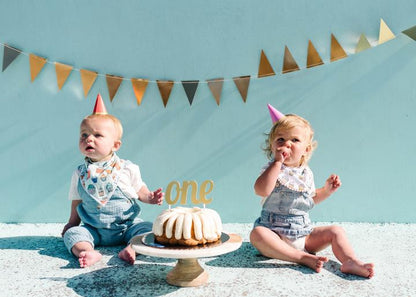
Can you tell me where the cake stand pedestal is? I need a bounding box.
[131,233,242,287]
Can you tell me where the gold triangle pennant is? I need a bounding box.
[282,46,300,74]
[156,80,174,107]
[379,18,395,44]
[258,50,275,78]
[131,78,149,105]
[355,33,372,53]
[80,69,98,97]
[181,80,199,105]
[54,62,73,90]
[330,34,348,62]
[306,40,324,68]
[402,25,416,41]
[29,54,47,82]
[233,75,250,103]
[207,78,224,105]
[106,74,123,102]
[2,44,21,72]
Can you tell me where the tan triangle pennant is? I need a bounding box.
[2,44,21,72]
[233,75,250,102]
[80,69,98,97]
[131,78,149,105]
[282,46,300,74]
[106,74,123,102]
[402,25,416,41]
[330,34,348,62]
[355,33,372,53]
[156,80,174,107]
[29,54,47,82]
[379,18,395,44]
[258,50,275,78]
[54,62,73,90]
[207,78,224,105]
[306,40,324,68]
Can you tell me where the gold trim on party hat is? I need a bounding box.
[92,93,108,115]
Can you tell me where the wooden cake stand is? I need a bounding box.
[131,232,242,287]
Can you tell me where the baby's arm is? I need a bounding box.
[138,186,164,205]
[254,160,283,197]
[313,174,342,204]
[61,200,82,237]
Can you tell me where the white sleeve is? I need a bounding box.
[118,161,146,198]
[128,162,146,193]
[68,171,82,200]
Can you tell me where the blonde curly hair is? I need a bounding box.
[264,114,317,166]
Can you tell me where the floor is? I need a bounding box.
[0,222,415,297]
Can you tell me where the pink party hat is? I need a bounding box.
[267,104,285,123]
[92,93,108,115]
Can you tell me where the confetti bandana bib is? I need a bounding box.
[277,164,315,194]
[78,154,124,206]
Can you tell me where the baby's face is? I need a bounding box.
[272,126,311,167]
[79,117,120,162]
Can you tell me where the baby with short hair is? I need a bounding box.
[62,94,164,267]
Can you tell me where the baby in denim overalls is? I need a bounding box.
[62,95,164,268]
[250,106,374,278]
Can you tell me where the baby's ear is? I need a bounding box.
[113,140,122,152]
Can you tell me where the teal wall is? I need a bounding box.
[1,0,416,223]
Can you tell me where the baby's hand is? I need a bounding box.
[324,174,342,195]
[274,148,289,163]
[61,222,77,237]
[147,188,164,205]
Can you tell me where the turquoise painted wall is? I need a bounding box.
[1,0,416,223]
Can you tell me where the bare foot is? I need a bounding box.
[340,259,375,278]
[300,254,328,272]
[118,245,136,265]
[78,250,102,268]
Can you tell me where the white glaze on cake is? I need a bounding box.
[152,207,222,245]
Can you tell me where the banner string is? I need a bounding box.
[0,19,403,88]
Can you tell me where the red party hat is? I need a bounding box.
[267,104,285,123]
[92,93,108,115]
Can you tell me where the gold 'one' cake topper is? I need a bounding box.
[165,180,214,208]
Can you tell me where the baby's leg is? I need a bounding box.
[118,244,136,265]
[306,226,374,278]
[250,226,328,272]
[71,241,102,268]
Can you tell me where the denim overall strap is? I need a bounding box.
[76,179,141,230]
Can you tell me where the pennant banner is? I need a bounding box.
[330,34,348,62]
[207,78,224,105]
[55,62,73,90]
[233,75,250,102]
[306,40,324,68]
[182,80,199,105]
[0,19,403,108]
[258,50,275,78]
[379,18,395,44]
[157,80,174,107]
[282,46,300,74]
[29,54,47,82]
[80,69,98,97]
[402,25,416,41]
[2,44,21,72]
[355,34,372,53]
[131,78,149,105]
[106,74,123,102]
